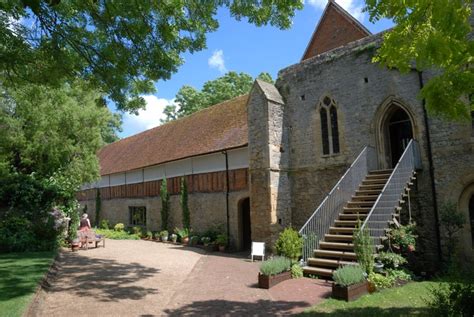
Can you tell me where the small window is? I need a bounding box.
[319,96,341,155]
[129,206,146,226]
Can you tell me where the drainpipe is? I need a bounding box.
[417,70,443,264]
[223,151,230,246]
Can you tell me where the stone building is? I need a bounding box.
[78,1,474,273]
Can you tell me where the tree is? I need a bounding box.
[180,177,190,230]
[1,1,302,112]
[160,179,169,232]
[162,71,274,122]
[365,0,473,119]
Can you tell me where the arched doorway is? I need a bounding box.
[458,184,474,261]
[239,197,251,251]
[379,105,414,168]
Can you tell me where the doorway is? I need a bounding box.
[239,197,251,251]
[387,108,413,167]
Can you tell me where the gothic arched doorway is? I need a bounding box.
[239,197,251,251]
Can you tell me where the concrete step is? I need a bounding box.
[324,234,354,242]
[343,207,371,213]
[346,201,376,207]
[308,257,355,268]
[303,266,333,278]
[362,179,388,185]
[369,169,394,175]
[351,195,378,202]
[355,189,382,196]
[314,249,357,260]
[329,226,355,234]
[366,173,391,180]
[338,213,367,220]
[334,220,359,227]
[359,184,385,190]
[319,241,354,251]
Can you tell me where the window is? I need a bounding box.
[319,96,340,155]
[129,206,146,226]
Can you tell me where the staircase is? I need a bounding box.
[299,140,421,279]
[303,169,393,278]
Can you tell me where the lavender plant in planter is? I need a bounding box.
[258,256,292,289]
[332,265,368,301]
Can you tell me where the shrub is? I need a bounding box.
[146,230,153,239]
[202,224,224,242]
[426,280,474,317]
[377,252,407,269]
[215,234,228,246]
[174,227,190,239]
[95,189,101,227]
[368,272,395,289]
[114,223,125,232]
[160,179,169,231]
[95,228,140,240]
[132,226,142,236]
[159,230,169,238]
[291,263,303,279]
[387,223,417,252]
[180,177,190,230]
[100,219,110,230]
[275,228,303,262]
[0,216,36,252]
[439,202,465,266]
[386,269,412,282]
[354,223,374,274]
[260,256,291,276]
[332,265,365,287]
[201,236,211,245]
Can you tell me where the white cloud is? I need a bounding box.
[122,95,175,135]
[208,49,227,73]
[307,0,365,21]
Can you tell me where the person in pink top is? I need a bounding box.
[79,213,91,231]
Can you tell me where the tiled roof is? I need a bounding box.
[98,95,249,175]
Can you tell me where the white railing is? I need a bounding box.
[361,139,421,245]
[299,146,377,263]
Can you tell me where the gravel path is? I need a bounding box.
[29,240,330,316]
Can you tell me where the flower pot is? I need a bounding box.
[161,236,168,242]
[182,237,189,244]
[258,271,291,289]
[218,245,225,252]
[332,280,368,301]
[367,281,377,294]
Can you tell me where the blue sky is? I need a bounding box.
[119,0,394,138]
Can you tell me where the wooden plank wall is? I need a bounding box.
[77,168,248,201]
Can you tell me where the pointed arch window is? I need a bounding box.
[319,96,340,155]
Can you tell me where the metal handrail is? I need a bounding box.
[299,146,377,263]
[361,139,421,245]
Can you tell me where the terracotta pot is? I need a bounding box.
[182,237,190,244]
[332,280,368,301]
[258,271,291,289]
[367,281,377,293]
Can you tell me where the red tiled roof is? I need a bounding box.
[98,95,249,175]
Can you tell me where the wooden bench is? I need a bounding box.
[77,230,105,250]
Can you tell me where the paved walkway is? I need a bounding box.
[29,240,331,316]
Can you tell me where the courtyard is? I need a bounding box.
[26,240,331,316]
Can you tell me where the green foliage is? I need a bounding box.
[387,223,417,252]
[160,179,169,232]
[332,265,366,287]
[426,280,474,316]
[114,223,125,232]
[100,219,110,230]
[170,234,178,242]
[95,228,139,240]
[159,230,169,238]
[291,263,304,279]
[174,227,190,239]
[146,231,153,239]
[439,201,466,264]
[95,189,101,227]
[365,0,473,120]
[180,177,190,230]
[201,236,211,246]
[215,234,228,246]
[354,224,374,274]
[377,252,407,269]
[1,1,302,112]
[368,272,395,290]
[162,71,275,122]
[274,227,304,262]
[259,256,291,276]
[202,224,224,242]
[386,269,412,282]
[132,226,142,236]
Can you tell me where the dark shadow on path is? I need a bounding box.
[163,299,309,316]
[46,251,160,302]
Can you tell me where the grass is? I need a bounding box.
[0,251,56,317]
[94,228,140,240]
[301,281,438,316]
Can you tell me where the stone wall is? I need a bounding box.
[79,190,249,250]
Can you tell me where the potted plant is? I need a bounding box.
[332,265,368,301]
[201,236,211,246]
[258,256,292,289]
[159,230,169,242]
[216,234,228,252]
[175,227,190,244]
[189,235,199,246]
[170,233,178,243]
